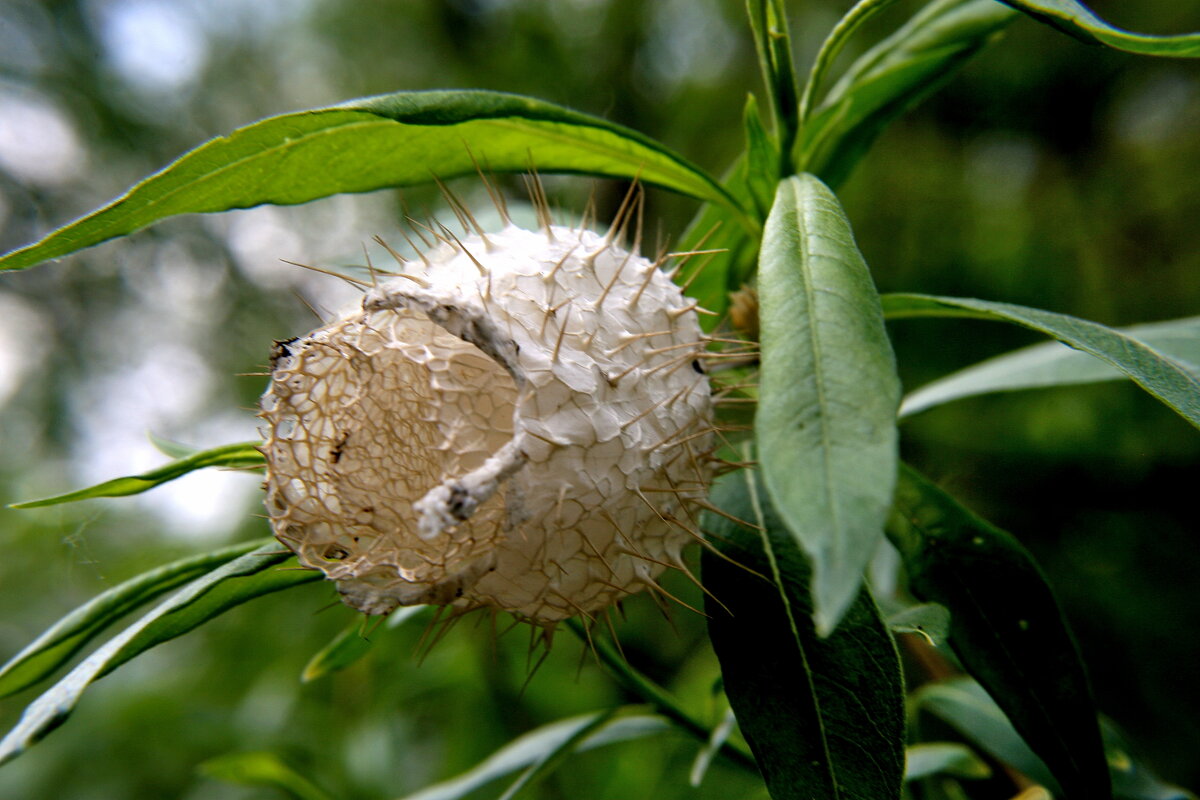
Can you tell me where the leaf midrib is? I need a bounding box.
[791,183,843,583]
[784,183,843,796]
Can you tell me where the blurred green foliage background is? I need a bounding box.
[0,0,1197,797]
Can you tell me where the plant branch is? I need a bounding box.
[564,618,758,773]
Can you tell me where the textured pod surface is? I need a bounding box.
[260,223,713,623]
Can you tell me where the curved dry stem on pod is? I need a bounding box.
[363,282,532,541]
[412,438,528,540]
[364,281,525,383]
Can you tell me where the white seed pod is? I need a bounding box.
[259,221,713,624]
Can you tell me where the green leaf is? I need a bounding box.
[916,688,1198,800]
[0,542,321,766]
[399,709,670,800]
[0,541,262,698]
[670,95,775,324]
[199,751,335,800]
[745,0,801,166]
[147,432,200,459]
[887,602,951,648]
[899,315,1200,418]
[797,0,904,124]
[1103,719,1199,800]
[675,93,790,323]
[0,90,747,273]
[9,442,265,508]
[903,742,992,782]
[562,620,757,772]
[883,294,1200,431]
[674,159,761,323]
[688,709,737,788]
[300,619,375,684]
[702,467,905,800]
[756,174,900,634]
[889,466,1110,800]
[495,708,618,800]
[301,605,425,682]
[798,0,1017,187]
[914,677,1057,789]
[997,1,1200,56]
[742,95,781,217]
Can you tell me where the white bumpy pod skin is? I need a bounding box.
[259,222,713,624]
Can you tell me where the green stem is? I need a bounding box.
[564,618,758,773]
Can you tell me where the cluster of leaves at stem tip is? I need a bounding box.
[2,1,1199,799]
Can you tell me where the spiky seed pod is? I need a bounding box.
[259,221,713,624]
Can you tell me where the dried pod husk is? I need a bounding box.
[260,223,713,624]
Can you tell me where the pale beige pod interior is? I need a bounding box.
[259,223,713,624]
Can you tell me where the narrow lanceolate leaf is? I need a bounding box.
[9,442,265,508]
[797,0,904,125]
[746,0,801,163]
[674,98,779,322]
[0,543,321,766]
[702,468,905,800]
[914,678,1057,790]
[883,294,1200,430]
[562,619,756,772]
[743,95,781,217]
[671,95,775,321]
[918,705,1200,800]
[886,602,951,648]
[689,709,738,788]
[0,90,746,273]
[997,1,1200,56]
[675,160,761,324]
[903,742,992,782]
[495,708,618,800]
[400,710,670,800]
[0,541,262,698]
[889,466,1111,800]
[301,619,376,684]
[147,432,200,459]
[1102,719,1199,800]
[900,316,1200,418]
[756,174,900,634]
[199,751,335,800]
[301,606,424,682]
[798,0,1017,187]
